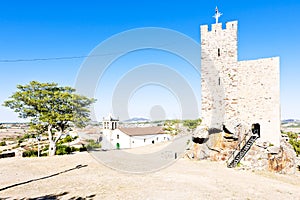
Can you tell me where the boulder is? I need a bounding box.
[186,125,298,174]
[255,140,270,149]
[192,125,209,139]
[267,146,280,154]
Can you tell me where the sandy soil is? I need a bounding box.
[0,152,300,200]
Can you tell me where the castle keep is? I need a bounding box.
[201,18,281,146]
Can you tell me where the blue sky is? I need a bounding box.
[0,0,299,122]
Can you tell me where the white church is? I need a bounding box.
[101,115,171,150]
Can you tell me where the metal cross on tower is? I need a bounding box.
[213,7,222,24]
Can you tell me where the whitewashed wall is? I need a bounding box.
[101,129,171,149]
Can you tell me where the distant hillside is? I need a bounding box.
[122,117,150,123]
[282,119,300,124]
[281,119,300,129]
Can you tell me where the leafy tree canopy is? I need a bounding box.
[183,118,202,130]
[4,81,95,131]
[3,81,96,155]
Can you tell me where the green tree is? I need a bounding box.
[286,132,300,156]
[183,118,202,130]
[28,122,48,136]
[3,81,96,156]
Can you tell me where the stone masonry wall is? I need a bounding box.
[238,57,280,146]
[201,21,238,129]
[201,21,280,146]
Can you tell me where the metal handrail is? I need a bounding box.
[227,129,251,167]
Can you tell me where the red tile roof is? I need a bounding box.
[118,126,164,136]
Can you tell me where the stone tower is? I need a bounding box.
[201,14,281,146]
[201,21,239,130]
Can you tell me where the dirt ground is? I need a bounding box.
[0,152,300,200]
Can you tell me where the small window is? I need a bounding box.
[157,137,158,141]
[144,138,146,143]
[218,77,221,85]
[117,134,119,139]
[218,48,220,57]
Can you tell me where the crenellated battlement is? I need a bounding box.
[226,21,238,30]
[200,21,238,34]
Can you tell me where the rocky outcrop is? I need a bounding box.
[186,129,297,174]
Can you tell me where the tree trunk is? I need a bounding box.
[49,140,56,156]
[48,125,63,156]
[48,124,56,156]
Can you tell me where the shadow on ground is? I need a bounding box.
[0,165,88,192]
[0,192,96,200]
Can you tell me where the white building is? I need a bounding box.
[101,116,171,150]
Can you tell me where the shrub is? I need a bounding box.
[163,126,174,132]
[0,141,6,146]
[42,145,49,152]
[41,152,48,157]
[17,138,24,145]
[286,132,300,156]
[70,146,79,152]
[237,162,242,167]
[86,139,101,150]
[55,144,79,155]
[22,149,38,157]
[164,119,180,126]
[57,140,63,145]
[57,135,75,145]
[22,133,35,139]
[79,146,87,152]
[56,145,72,155]
[183,119,202,130]
[63,135,73,143]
